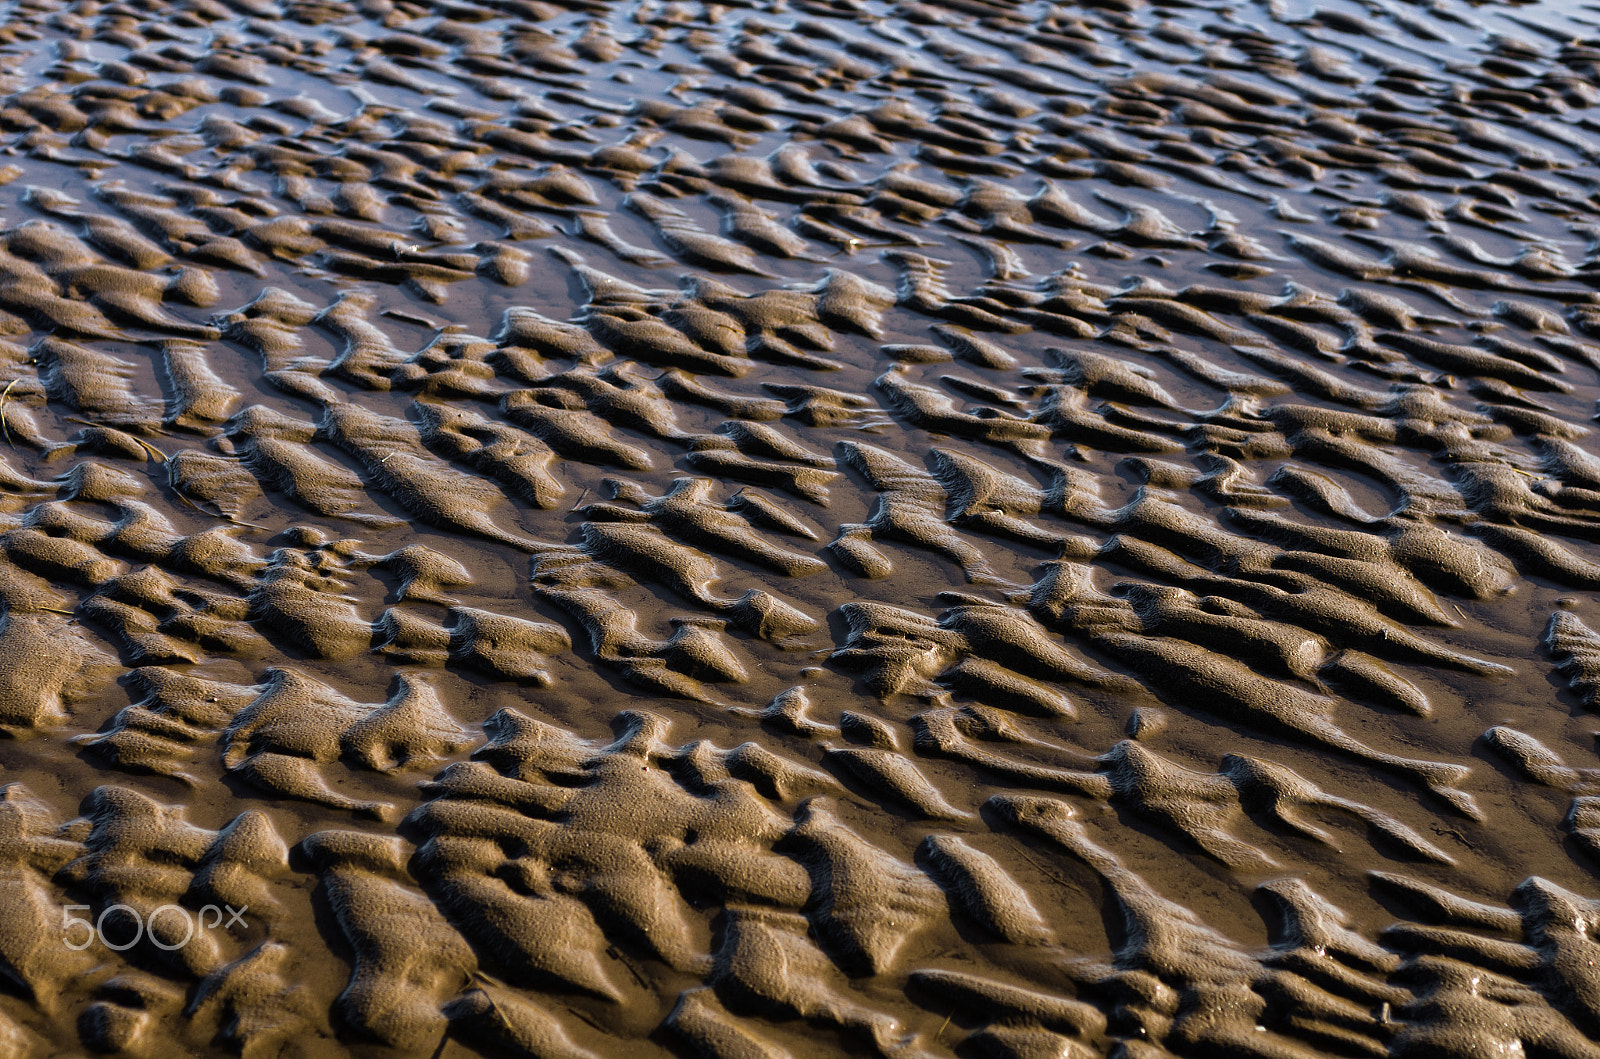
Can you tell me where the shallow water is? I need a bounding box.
[0,0,1598,1054]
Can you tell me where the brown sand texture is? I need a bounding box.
[0,0,1596,1053]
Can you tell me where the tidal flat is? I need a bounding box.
[0,0,1595,1054]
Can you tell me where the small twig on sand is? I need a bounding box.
[62,416,169,462]
[0,378,16,448]
[170,480,269,531]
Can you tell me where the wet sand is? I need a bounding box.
[0,0,1597,1053]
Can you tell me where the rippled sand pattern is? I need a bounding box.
[3,0,1600,1053]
